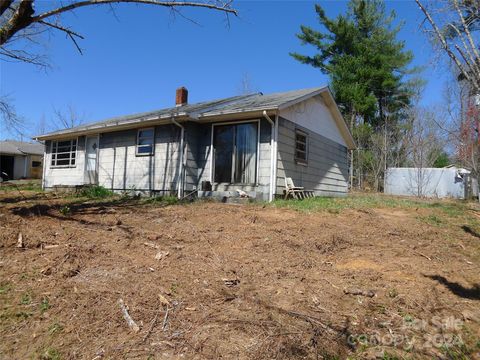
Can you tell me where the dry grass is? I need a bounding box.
[0,190,479,359]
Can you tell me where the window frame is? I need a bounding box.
[136,127,155,156]
[50,138,78,168]
[210,120,260,185]
[294,129,308,165]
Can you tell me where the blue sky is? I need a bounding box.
[1,0,448,139]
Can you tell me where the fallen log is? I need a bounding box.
[343,288,375,298]
[118,298,140,332]
[16,233,23,248]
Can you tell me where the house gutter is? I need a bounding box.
[171,119,185,199]
[263,111,276,202]
[41,145,47,190]
[273,113,279,200]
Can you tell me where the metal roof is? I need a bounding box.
[0,140,44,155]
[35,87,329,140]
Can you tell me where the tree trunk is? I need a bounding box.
[0,0,34,46]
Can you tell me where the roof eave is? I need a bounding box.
[195,107,278,121]
[34,113,190,141]
[277,86,329,111]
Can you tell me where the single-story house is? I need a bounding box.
[0,140,44,181]
[35,87,355,201]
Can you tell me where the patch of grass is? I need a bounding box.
[272,194,426,212]
[0,282,11,294]
[77,185,114,199]
[48,322,64,335]
[418,214,444,226]
[440,341,472,360]
[320,353,340,360]
[388,288,398,298]
[0,182,42,192]
[0,310,33,320]
[170,283,178,295]
[40,297,50,313]
[20,293,32,305]
[40,347,61,360]
[59,205,71,216]
[143,195,179,206]
[271,194,474,219]
[20,272,28,280]
[382,353,401,360]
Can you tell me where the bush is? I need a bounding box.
[77,185,113,199]
[143,195,179,206]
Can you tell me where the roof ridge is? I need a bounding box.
[34,87,330,140]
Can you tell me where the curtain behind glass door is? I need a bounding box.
[234,123,257,184]
[213,125,234,183]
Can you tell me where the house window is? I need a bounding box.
[295,129,308,164]
[51,139,77,167]
[32,161,42,168]
[213,122,258,184]
[136,128,154,155]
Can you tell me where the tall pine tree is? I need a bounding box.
[291,0,421,189]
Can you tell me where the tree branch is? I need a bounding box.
[37,20,85,40]
[453,0,480,63]
[0,47,47,66]
[32,0,237,22]
[447,22,480,78]
[37,19,85,54]
[415,0,479,91]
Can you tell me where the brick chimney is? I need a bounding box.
[175,87,188,107]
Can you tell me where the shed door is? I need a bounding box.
[85,136,98,184]
[0,155,14,181]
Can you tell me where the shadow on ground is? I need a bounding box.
[425,275,480,300]
[8,198,142,229]
[461,225,480,239]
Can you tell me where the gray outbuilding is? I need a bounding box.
[0,140,44,181]
[384,167,478,199]
[35,87,355,201]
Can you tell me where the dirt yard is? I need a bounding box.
[0,189,479,359]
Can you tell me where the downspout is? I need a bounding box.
[23,155,28,178]
[273,113,279,200]
[263,111,275,202]
[172,119,185,199]
[41,144,47,190]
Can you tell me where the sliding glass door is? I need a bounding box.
[213,122,258,184]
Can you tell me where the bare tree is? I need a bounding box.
[440,79,480,180]
[0,0,237,136]
[403,105,448,196]
[0,1,237,66]
[0,94,23,136]
[237,71,254,95]
[416,0,480,93]
[52,104,85,129]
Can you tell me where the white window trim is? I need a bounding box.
[295,129,308,166]
[210,119,260,185]
[50,138,78,168]
[136,127,155,156]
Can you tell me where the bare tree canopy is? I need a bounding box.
[53,104,85,129]
[0,94,23,134]
[0,0,237,66]
[415,0,480,93]
[0,0,236,136]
